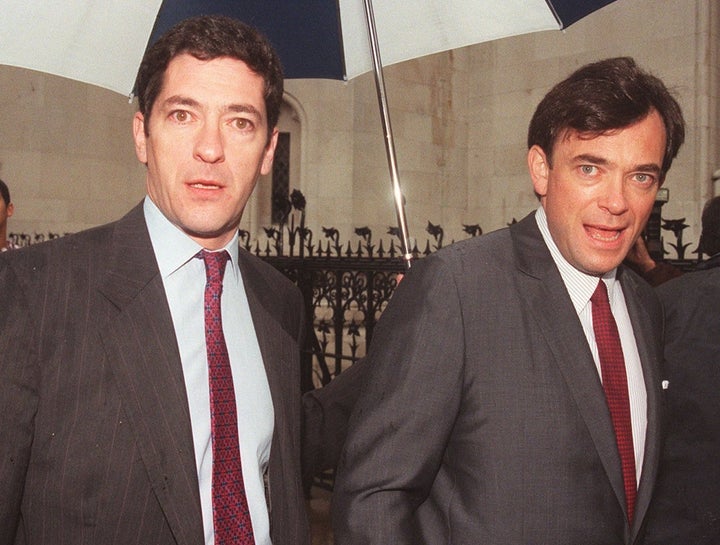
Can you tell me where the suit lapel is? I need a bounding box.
[620,270,663,538]
[237,251,294,456]
[98,204,204,545]
[237,251,304,542]
[510,215,628,518]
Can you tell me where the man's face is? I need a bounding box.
[133,53,278,250]
[528,110,666,276]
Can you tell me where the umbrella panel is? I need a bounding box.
[550,0,619,27]
[150,0,346,80]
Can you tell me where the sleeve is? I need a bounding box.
[641,262,684,287]
[0,257,39,541]
[331,254,465,544]
[301,355,370,479]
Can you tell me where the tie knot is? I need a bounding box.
[591,279,609,305]
[198,249,230,284]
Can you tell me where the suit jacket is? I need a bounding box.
[0,204,310,545]
[641,268,720,544]
[694,252,720,271]
[332,212,664,545]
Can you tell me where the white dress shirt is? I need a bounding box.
[144,197,274,545]
[535,206,647,485]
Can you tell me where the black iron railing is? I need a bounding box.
[8,191,706,390]
[266,254,403,392]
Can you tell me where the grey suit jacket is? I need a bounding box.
[642,268,720,544]
[332,212,664,545]
[0,204,310,545]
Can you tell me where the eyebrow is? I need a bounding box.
[161,95,200,110]
[161,95,263,119]
[574,153,662,174]
[226,103,263,119]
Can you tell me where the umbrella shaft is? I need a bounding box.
[363,0,413,270]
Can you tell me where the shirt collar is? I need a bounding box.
[534,205,617,313]
[143,196,239,281]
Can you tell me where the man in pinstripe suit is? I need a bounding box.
[0,16,309,545]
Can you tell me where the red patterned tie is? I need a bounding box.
[199,250,254,544]
[591,280,637,523]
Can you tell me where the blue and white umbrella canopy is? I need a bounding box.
[1,0,618,95]
[0,0,618,266]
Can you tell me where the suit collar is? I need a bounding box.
[237,251,304,540]
[98,203,160,309]
[237,250,296,435]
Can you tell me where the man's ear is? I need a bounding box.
[6,202,13,218]
[528,145,550,198]
[133,112,148,165]
[260,128,279,176]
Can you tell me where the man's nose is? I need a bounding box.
[194,121,225,163]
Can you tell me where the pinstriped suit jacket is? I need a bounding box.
[332,213,664,545]
[0,204,310,545]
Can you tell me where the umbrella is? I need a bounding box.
[0,0,618,267]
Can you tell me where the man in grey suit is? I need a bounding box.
[0,16,309,545]
[332,57,685,545]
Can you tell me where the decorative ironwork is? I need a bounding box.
[662,218,693,260]
[271,131,291,224]
[265,254,402,392]
[7,190,704,392]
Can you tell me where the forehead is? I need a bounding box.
[554,112,666,163]
[155,54,267,113]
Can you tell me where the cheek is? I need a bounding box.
[631,195,657,222]
[148,140,183,172]
[545,189,579,222]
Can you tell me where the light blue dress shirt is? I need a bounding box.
[144,197,274,545]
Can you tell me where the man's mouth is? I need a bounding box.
[586,226,623,242]
[189,180,221,190]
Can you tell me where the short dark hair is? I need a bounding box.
[0,178,10,207]
[528,57,685,180]
[135,15,284,138]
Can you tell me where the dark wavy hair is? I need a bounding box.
[528,57,685,181]
[135,15,284,140]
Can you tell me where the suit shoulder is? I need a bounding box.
[658,267,720,293]
[657,267,720,310]
[413,213,534,275]
[394,228,514,305]
[413,227,513,276]
[238,249,304,311]
[1,221,117,275]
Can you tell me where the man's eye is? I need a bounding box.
[580,165,597,175]
[633,173,656,185]
[172,111,189,122]
[233,118,251,130]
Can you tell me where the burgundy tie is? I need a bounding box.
[199,250,254,544]
[591,279,637,523]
